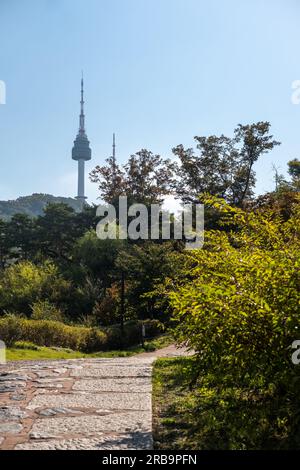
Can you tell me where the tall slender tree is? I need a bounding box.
[234,122,280,205]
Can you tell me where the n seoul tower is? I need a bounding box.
[72,76,92,206]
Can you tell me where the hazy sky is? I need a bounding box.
[0,0,300,203]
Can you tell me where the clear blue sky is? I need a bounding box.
[0,0,300,203]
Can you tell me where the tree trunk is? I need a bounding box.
[120,271,125,337]
[239,162,253,207]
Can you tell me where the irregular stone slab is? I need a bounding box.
[34,383,63,389]
[21,365,56,371]
[57,365,83,370]
[0,373,29,382]
[53,368,67,374]
[35,372,61,378]
[79,363,152,370]
[27,392,151,411]
[38,408,83,417]
[0,379,26,385]
[11,394,26,401]
[29,432,57,440]
[0,406,28,421]
[0,422,23,434]
[73,378,151,393]
[28,362,82,369]
[0,384,18,393]
[16,433,153,450]
[34,378,71,384]
[0,381,26,390]
[83,359,154,366]
[30,412,151,438]
[0,437,3,445]
[71,366,152,378]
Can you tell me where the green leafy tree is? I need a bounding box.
[36,203,78,263]
[287,158,300,191]
[90,156,126,207]
[173,122,280,206]
[252,159,300,220]
[117,241,182,321]
[173,135,246,204]
[0,219,9,269]
[234,122,280,205]
[74,204,98,232]
[6,213,36,260]
[90,149,174,206]
[74,230,125,289]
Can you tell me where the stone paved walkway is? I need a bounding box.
[0,345,189,450]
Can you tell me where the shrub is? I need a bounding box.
[23,320,87,350]
[14,341,40,351]
[31,300,64,322]
[0,314,24,347]
[0,316,163,352]
[167,196,300,385]
[83,327,107,353]
[92,284,119,326]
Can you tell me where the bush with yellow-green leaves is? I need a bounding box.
[0,314,164,352]
[0,260,72,316]
[168,195,300,385]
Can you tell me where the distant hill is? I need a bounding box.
[0,194,83,220]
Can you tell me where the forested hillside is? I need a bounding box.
[0,194,83,220]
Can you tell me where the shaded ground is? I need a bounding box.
[0,345,189,450]
[152,357,300,450]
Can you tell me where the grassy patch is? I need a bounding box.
[7,346,88,361]
[7,334,173,361]
[152,357,300,450]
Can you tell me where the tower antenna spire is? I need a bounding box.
[112,133,116,160]
[79,72,85,133]
[112,133,117,174]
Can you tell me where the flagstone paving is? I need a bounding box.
[0,345,190,450]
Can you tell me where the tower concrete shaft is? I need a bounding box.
[77,159,86,200]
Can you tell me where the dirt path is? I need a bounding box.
[0,345,189,450]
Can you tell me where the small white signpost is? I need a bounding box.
[0,340,6,365]
[141,323,146,348]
